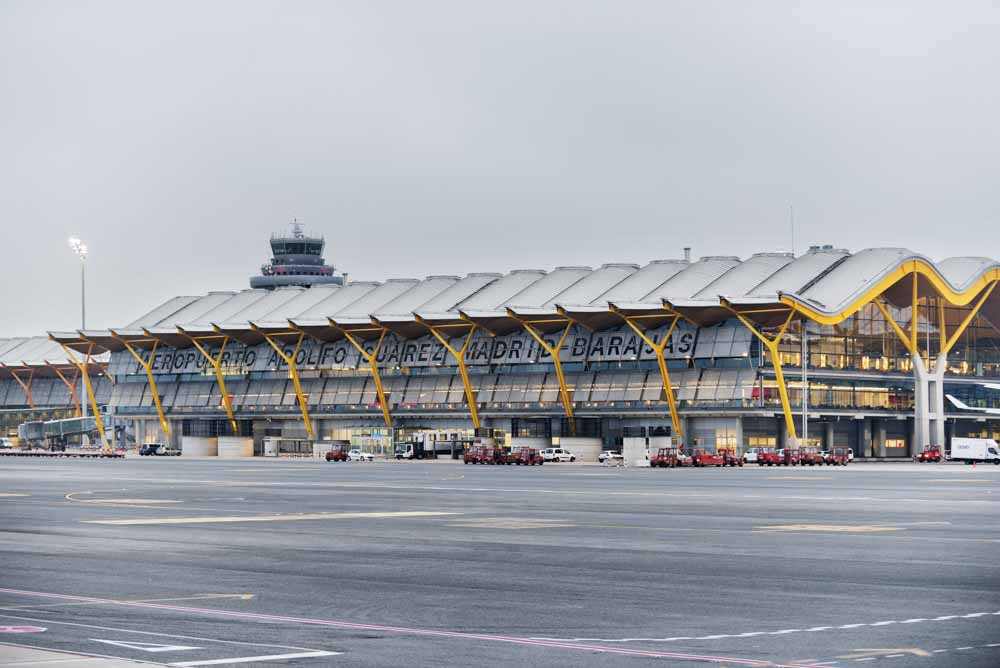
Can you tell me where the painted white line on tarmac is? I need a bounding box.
[171,650,340,665]
[0,588,830,668]
[532,609,1000,643]
[82,511,459,526]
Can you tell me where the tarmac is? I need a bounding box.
[0,457,997,667]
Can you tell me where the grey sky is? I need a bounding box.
[2,1,998,336]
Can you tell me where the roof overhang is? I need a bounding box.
[720,297,797,329]
[663,299,732,327]
[504,308,571,335]
[328,318,385,342]
[556,304,622,331]
[607,303,676,330]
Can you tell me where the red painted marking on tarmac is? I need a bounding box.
[0,588,825,667]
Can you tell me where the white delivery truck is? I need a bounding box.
[950,437,1000,464]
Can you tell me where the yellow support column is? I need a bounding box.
[727,310,798,445]
[7,368,36,409]
[338,327,393,428]
[259,332,314,439]
[117,338,171,437]
[181,332,238,434]
[58,343,110,451]
[510,317,575,435]
[49,365,82,417]
[940,281,996,355]
[618,313,683,444]
[419,320,480,429]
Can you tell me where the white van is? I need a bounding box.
[950,438,1000,464]
[540,447,576,462]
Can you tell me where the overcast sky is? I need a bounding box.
[2,1,998,336]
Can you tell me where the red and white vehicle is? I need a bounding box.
[511,448,543,465]
[650,447,690,468]
[799,446,825,466]
[779,448,802,466]
[824,446,851,466]
[325,443,349,462]
[719,447,744,467]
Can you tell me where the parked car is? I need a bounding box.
[598,450,620,463]
[602,452,625,466]
[915,446,943,463]
[139,443,163,456]
[325,444,349,462]
[540,447,576,462]
[155,445,181,456]
[511,448,544,465]
[348,448,374,462]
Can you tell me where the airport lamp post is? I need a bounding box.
[68,237,89,422]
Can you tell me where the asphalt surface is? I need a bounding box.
[0,457,998,668]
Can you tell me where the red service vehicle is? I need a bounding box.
[691,448,725,467]
[780,448,802,466]
[756,448,782,466]
[799,446,825,466]
[915,446,943,463]
[463,446,484,464]
[825,446,851,466]
[325,443,349,462]
[511,448,543,465]
[719,447,744,467]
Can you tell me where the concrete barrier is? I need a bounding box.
[217,436,253,458]
[182,436,218,457]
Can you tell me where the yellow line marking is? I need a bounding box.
[839,648,930,659]
[83,511,460,526]
[925,479,996,483]
[755,524,904,533]
[0,493,29,497]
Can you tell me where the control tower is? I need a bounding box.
[250,221,345,289]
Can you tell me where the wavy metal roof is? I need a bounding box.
[43,247,1000,354]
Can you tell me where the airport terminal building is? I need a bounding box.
[5,230,1000,460]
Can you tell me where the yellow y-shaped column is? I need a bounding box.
[418,319,480,429]
[727,310,798,446]
[49,365,82,417]
[258,331,314,439]
[180,331,238,434]
[337,326,392,428]
[116,338,170,437]
[58,343,110,451]
[617,312,683,444]
[510,316,575,435]
[6,367,36,409]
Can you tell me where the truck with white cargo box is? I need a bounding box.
[950,438,1000,464]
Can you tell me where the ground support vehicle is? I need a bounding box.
[463,446,483,464]
[799,447,825,466]
[779,448,802,466]
[951,438,1000,464]
[719,448,743,467]
[155,446,181,456]
[753,448,781,466]
[691,448,724,467]
[511,448,543,465]
[824,447,850,466]
[139,444,163,456]
[598,450,620,463]
[915,447,943,463]
[325,444,349,462]
[651,447,690,468]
